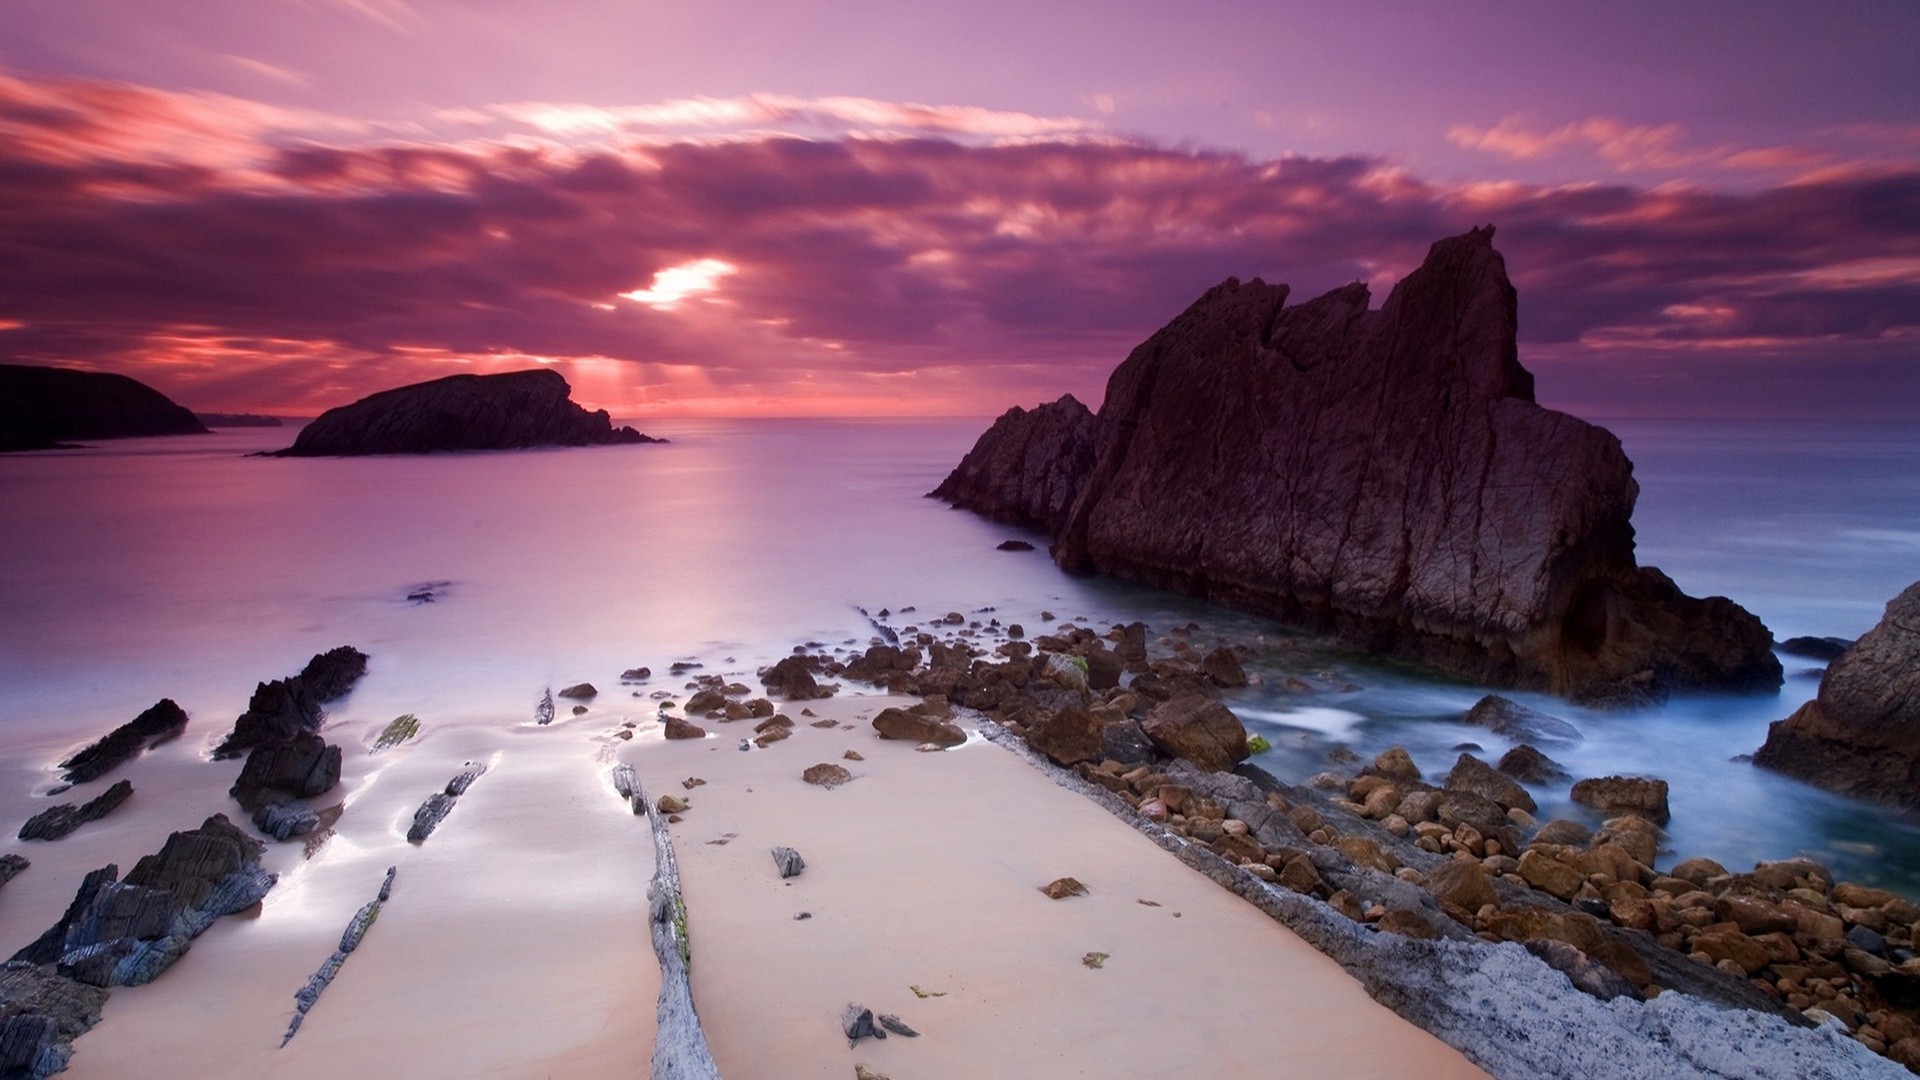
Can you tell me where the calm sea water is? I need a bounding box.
[1,417,1916,890]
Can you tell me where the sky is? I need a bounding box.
[1,0,1916,418]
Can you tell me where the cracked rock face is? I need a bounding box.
[1755,579,1920,809]
[933,229,1781,704]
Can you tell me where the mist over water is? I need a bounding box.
[1,417,1917,891]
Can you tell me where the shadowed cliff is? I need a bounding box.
[0,364,209,452]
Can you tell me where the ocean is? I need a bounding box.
[1,415,1917,898]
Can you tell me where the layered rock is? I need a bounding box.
[18,781,133,842]
[213,646,366,758]
[269,369,660,456]
[1755,580,1920,809]
[933,229,1781,703]
[58,699,188,785]
[0,365,207,452]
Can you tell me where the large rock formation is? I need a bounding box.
[0,365,208,452]
[58,699,189,785]
[268,369,660,456]
[933,229,1780,704]
[1754,581,1920,809]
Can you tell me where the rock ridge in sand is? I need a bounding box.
[1755,579,1920,809]
[933,228,1781,703]
[268,368,660,456]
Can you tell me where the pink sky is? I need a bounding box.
[1,1,1916,418]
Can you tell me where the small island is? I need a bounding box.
[0,364,209,452]
[266,368,663,456]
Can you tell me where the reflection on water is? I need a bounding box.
[1,417,1918,892]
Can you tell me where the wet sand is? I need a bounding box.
[631,694,1491,1080]
[0,711,658,1080]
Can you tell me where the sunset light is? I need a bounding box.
[617,258,738,310]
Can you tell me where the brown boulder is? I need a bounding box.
[1140,696,1249,772]
[761,656,827,700]
[1496,744,1569,784]
[802,763,853,789]
[1445,753,1537,813]
[1426,860,1498,913]
[1570,776,1670,825]
[1201,647,1248,688]
[872,708,965,748]
[1517,850,1586,900]
[1025,705,1104,767]
[663,716,706,740]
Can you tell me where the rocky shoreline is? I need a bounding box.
[737,606,1920,1076]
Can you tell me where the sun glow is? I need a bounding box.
[617,258,738,310]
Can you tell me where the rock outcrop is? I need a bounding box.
[1755,581,1920,809]
[933,228,1781,704]
[213,647,367,758]
[58,699,189,785]
[0,364,208,452]
[928,394,1094,532]
[18,781,133,842]
[268,369,660,456]
[13,815,276,987]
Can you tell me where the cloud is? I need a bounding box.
[1448,115,1880,177]
[480,94,1099,143]
[0,70,1915,418]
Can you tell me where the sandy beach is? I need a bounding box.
[631,693,1490,1079]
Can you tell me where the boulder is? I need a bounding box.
[932,230,1780,704]
[802,764,852,789]
[1024,705,1103,767]
[557,683,597,700]
[0,364,208,452]
[1426,860,1498,913]
[1445,753,1537,813]
[1570,776,1670,825]
[1495,744,1569,784]
[871,708,965,748]
[1139,696,1249,772]
[268,369,660,456]
[663,717,706,740]
[1462,695,1585,746]
[1201,647,1248,688]
[58,699,189,785]
[1754,580,1920,810]
[761,656,828,700]
[1099,719,1155,765]
[213,647,368,758]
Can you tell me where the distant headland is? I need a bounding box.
[0,364,208,452]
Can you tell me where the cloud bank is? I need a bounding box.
[1,71,1915,417]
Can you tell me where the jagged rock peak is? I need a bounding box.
[934,228,1780,704]
[268,368,663,456]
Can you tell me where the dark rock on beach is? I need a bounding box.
[996,539,1036,552]
[0,961,108,1080]
[213,647,367,758]
[0,364,208,453]
[1140,695,1248,772]
[1569,775,1670,825]
[230,730,342,840]
[18,781,134,842]
[13,814,276,987]
[267,369,660,456]
[58,699,188,785]
[933,230,1781,704]
[407,761,488,843]
[0,855,28,890]
[1755,580,1920,810]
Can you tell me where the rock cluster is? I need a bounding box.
[268,369,661,456]
[933,229,1782,704]
[57,699,189,785]
[213,647,367,758]
[218,647,365,840]
[0,364,207,453]
[1756,581,1920,810]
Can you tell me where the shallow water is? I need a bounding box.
[1,416,1917,898]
